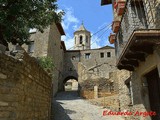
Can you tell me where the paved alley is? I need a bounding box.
[52,91,124,120]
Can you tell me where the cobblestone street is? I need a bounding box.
[53,91,124,120]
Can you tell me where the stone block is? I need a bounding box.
[0,73,7,79]
[0,101,9,106]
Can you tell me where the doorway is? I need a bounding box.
[145,68,160,120]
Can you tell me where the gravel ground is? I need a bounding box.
[52,91,124,120]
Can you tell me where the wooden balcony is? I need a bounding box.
[116,1,126,16]
[117,30,160,71]
[112,21,120,33]
[109,34,116,44]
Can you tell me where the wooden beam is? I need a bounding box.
[130,44,154,54]
[125,52,145,61]
[117,64,134,71]
[121,59,139,67]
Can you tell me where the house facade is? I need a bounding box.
[101,0,160,119]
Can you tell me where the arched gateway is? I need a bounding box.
[63,76,79,91]
[59,76,79,91]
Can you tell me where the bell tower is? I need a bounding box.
[74,23,91,50]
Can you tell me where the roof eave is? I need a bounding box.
[56,23,65,35]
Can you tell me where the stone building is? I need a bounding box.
[101,0,160,120]
[74,23,91,50]
[22,22,65,96]
[60,24,119,98]
[19,22,120,99]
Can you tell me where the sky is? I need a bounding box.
[57,0,113,50]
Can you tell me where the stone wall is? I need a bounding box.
[0,52,52,120]
[68,47,116,82]
[80,90,94,99]
[81,90,116,99]
[62,50,80,87]
[114,47,160,120]
[16,22,65,96]
[116,70,131,111]
[128,47,160,120]
[62,46,117,91]
[78,62,118,93]
[48,23,65,95]
[26,27,50,57]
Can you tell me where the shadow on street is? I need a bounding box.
[55,91,81,101]
[52,91,80,120]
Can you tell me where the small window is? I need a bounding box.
[72,56,76,60]
[28,41,34,53]
[80,36,83,44]
[86,39,88,43]
[100,52,104,58]
[107,52,111,57]
[86,36,88,43]
[85,53,91,59]
[69,68,73,71]
[75,37,76,44]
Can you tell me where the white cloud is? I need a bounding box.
[62,34,74,50]
[72,24,79,31]
[60,8,113,50]
[62,7,80,31]
[60,7,80,50]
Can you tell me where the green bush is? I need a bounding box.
[38,57,54,70]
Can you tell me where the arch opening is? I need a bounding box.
[80,36,83,44]
[63,76,79,92]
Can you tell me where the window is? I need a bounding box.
[69,68,73,71]
[75,37,76,44]
[28,41,34,53]
[60,45,63,49]
[80,36,83,44]
[107,52,111,57]
[100,52,104,58]
[86,36,88,43]
[86,39,88,43]
[85,53,91,59]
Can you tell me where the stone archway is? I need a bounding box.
[63,76,79,91]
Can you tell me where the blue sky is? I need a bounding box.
[57,0,113,49]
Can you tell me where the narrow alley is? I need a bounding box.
[52,91,124,120]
